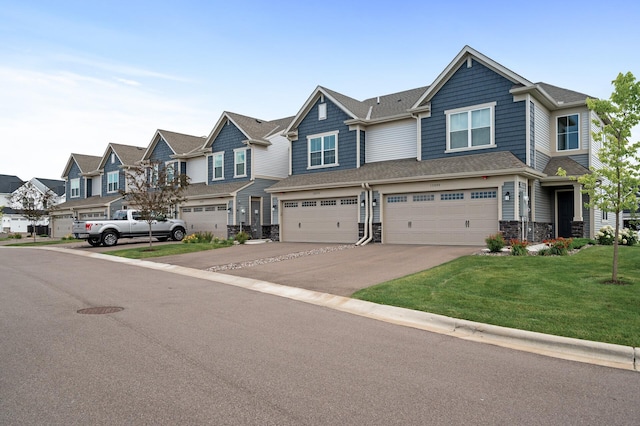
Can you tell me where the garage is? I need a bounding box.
[51,214,74,238]
[281,197,359,243]
[384,189,498,245]
[181,205,228,238]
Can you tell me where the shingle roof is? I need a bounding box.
[268,151,539,192]
[35,178,66,196]
[110,143,146,165]
[183,181,251,198]
[55,194,122,210]
[543,156,591,177]
[157,129,206,155]
[362,86,429,120]
[0,174,24,193]
[537,83,593,104]
[321,86,371,119]
[72,154,101,174]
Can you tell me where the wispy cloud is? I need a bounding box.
[115,77,141,87]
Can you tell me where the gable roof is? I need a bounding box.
[143,129,207,160]
[98,143,146,170]
[62,153,102,178]
[34,178,66,196]
[183,181,252,199]
[204,111,293,148]
[268,151,543,192]
[542,156,591,179]
[0,174,24,194]
[54,194,123,211]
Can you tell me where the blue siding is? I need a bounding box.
[208,121,251,183]
[102,149,124,196]
[66,161,85,199]
[360,130,366,166]
[291,98,357,175]
[149,137,175,163]
[421,59,527,162]
[530,101,535,169]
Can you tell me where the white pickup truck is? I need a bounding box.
[72,209,187,247]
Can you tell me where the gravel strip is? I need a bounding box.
[206,244,356,272]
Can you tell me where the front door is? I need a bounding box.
[557,191,574,238]
[251,199,262,239]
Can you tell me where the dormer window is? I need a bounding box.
[557,114,579,151]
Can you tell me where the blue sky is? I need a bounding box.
[1,0,639,180]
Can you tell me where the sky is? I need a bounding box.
[1,0,639,181]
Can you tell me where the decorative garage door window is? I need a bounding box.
[205,206,215,211]
[321,200,337,206]
[182,208,192,212]
[341,198,358,205]
[193,207,203,212]
[387,195,407,203]
[302,201,317,207]
[284,202,298,208]
[413,194,435,202]
[217,206,227,211]
[441,193,464,200]
[471,191,497,199]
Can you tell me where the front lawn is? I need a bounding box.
[105,241,234,259]
[352,245,640,347]
[7,238,82,246]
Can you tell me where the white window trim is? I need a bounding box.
[165,160,177,183]
[556,113,581,152]
[70,178,80,198]
[107,171,119,193]
[210,151,225,181]
[445,101,496,153]
[307,130,339,169]
[234,148,247,178]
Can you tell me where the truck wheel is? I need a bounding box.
[101,231,118,247]
[171,227,185,241]
[88,237,101,247]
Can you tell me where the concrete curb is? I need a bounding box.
[32,246,639,372]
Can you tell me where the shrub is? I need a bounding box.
[568,238,592,250]
[620,228,638,246]
[10,233,22,239]
[235,231,250,244]
[182,231,215,244]
[543,237,573,256]
[509,239,528,256]
[537,248,552,256]
[485,233,506,253]
[596,225,638,246]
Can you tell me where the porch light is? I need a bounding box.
[361,200,365,207]
[372,198,377,207]
[272,204,277,211]
[504,192,510,201]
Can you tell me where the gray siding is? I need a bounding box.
[502,181,515,220]
[149,137,175,163]
[208,121,252,183]
[235,178,278,226]
[421,59,527,162]
[291,98,357,175]
[530,100,535,169]
[569,154,589,168]
[102,149,124,196]
[535,150,551,173]
[66,161,85,199]
[534,180,552,222]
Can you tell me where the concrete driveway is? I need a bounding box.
[146,242,479,296]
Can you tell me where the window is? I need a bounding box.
[387,195,407,203]
[602,211,609,221]
[413,194,434,202]
[234,149,246,177]
[557,114,579,151]
[446,103,495,151]
[441,193,464,200]
[149,163,159,186]
[166,162,176,183]
[318,103,327,120]
[212,152,224,180]
[308,132,337,168]
[107,171,119,193]
[471,191,497,199]
[70,178,80,198]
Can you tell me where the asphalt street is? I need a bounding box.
[1,247,638,425]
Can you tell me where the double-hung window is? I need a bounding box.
[234,149,246,178]
[107,171,119,193]
[166,162,176,184]
[70,178,80,198]
[308,132,338,168]
[446,102,495,151]
[557,114,579,151]
[212,152,224,180]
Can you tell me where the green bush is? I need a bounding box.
[235,231,250,244]
[596,225,638,246]
[10,233,22,239]
[543,237,572,256]
[182,231,214,244]
[485,233,505,253]
[509,239,528,256]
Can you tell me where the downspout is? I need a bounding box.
[355,183,369,245]
[357,183,374,246]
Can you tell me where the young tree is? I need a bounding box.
[561,72,640,283]
[120,160,190,249]
[10,181,57,242]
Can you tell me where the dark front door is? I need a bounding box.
[251,199,262,239]
[557,191,574,238]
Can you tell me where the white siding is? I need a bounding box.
[581,111,590,150]
[187,157,207,183]
[253,134,289,179]
[365,119,417,163]
[590,111,604,169]
[534,102,550,153]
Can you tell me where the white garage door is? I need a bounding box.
[384,189,498,245]
[182,205,228,238]
[281,197,359,243]
[52,215,73,238]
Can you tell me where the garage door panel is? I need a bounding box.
[282,198,358,243]
[182,205,227,238]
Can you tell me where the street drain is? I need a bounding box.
[77,307,124,315]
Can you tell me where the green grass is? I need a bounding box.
[105,241,233,259]
[352,245,640,347]
[7,238,82,246]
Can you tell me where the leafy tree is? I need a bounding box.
[120,160,190,249]
[560,72,640,283]
[10,181,57,242]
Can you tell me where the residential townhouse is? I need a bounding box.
[1,176,64,233]
[266,46,609,245]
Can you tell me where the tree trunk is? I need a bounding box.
[612,211,620,283]
[148,223,153,249]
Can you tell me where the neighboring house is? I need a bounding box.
[180,112,292,239]
[51,143,145,237]
[0,174,24,232]
[5,177,65,233]
[266,45,610,245]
